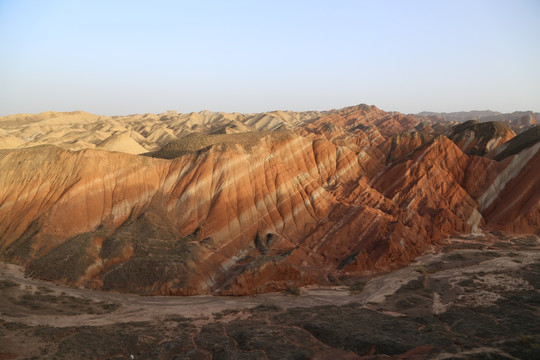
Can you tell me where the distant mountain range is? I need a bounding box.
[417,110,538,133]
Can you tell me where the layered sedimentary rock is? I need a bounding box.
[449,120,515,156]
[0,105,538,295]
[491,125,540,160]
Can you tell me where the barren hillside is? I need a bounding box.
[0,105,538,296]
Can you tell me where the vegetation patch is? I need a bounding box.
[276,305,451,356]
[512,236,538,248]
[214,308,241,319]
[0,279,18,290]
[249,303,283,313]
[150,130,294,159]
[36,286,53,293]
[26,231,100,283]
[9,291,120,315]
[51,322,164,359]
[283,285,301,296]
[226,320,317,360]
[348,279,366,293]
[445,252,467,261]
[163,314,190,323]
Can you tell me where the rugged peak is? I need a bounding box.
[451,119,479,132]
[492,125,540,161]
[379,131,436,164]
[449,121,515,156]
[345,103,378,113]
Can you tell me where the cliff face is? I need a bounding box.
[0,105,538,295]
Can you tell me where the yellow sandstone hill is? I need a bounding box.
[97,133,148,154]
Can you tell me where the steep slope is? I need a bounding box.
[0,135,374,294]
[491,125,540,161]
[378,131,436,164]
[449,120,515,156]
[374,136,487,234]
[0,132,459,295]
[479,142,540,232]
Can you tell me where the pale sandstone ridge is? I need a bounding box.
[0,109,321,154]
[0,104,538,295]
[96,133,148,154]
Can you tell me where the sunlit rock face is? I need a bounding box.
[0,105,538,295]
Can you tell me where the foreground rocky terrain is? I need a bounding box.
[0,104,539,296]
[0,233,539,359]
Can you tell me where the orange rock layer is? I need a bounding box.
[0,106,538,295]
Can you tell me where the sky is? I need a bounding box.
[0,0,539,116]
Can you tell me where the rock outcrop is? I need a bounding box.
[449,120,515,156]
[491,125,540,161]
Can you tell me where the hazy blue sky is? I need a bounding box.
[1,0,539,115]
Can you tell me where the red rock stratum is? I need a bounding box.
[0,105,538,295]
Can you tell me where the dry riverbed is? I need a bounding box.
[1,232,539,359]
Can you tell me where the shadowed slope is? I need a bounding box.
[449,120,515,156]
[492,125,540,161]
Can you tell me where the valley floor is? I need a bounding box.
[1,233,539,359]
